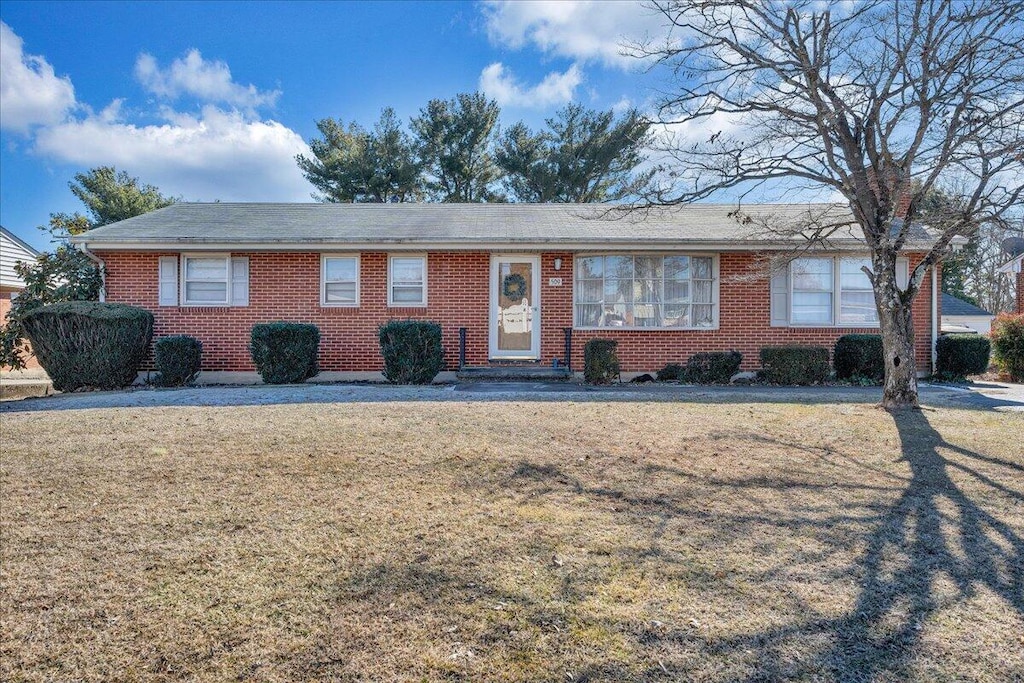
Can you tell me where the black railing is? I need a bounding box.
[563,327,572,371]
[459,327,467,370]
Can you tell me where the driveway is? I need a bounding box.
[1,380,1020,413]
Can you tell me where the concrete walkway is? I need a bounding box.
[1,379,1021,413]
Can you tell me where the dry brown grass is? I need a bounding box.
[1,397,1022,682]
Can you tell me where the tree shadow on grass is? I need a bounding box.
[502,409,1023,681]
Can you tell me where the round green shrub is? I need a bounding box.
[584,338,620,384]
[656,363,685,381]
[685,350,743,384]
[991,313,1024,381]
[249,322,320,384]
[377,320,445,384]
[759,345,830,385]
[21,301,153,392]
[154,335,203,386]
[834,334,884,381]
[936,333,990,379]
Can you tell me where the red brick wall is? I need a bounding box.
[97,250,936,374]
[0,286,41,370]
[1017,271,1023,314]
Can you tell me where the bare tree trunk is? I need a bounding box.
[881,309,919,408]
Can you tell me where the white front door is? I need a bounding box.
[490,255,541,360]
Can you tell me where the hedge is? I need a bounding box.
[21,301,153,392]
[834,334,884,381]
[153,335,203,386]
[936,333,990,379]
[759,345,830,385]
[991,313,1024,381]
[249,322,320,384]
[378,320,445,384]
[584,338,620,384]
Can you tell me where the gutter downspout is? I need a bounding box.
[931,264,938,375]
[77,242,106,302]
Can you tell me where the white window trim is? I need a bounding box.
[181,253,232,307]
[572,253,720,331]
[320,253,360,307]
[387,253,428,307]
[789,257,835,327]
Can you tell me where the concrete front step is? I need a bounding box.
[0,379,55,401]
[456,366,573,382]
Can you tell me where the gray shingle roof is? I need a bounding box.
[942,293,993,317]
[71,202,940,249]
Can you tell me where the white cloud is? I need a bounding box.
[0,21,76,132]
[135,49,280,109]
[479,62,583,108]
[34,105,313,202]
[480,0,666,69]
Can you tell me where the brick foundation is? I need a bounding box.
[97,250,936,374]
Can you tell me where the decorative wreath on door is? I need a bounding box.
[502,273,528,300]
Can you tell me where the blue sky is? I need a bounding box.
[0,1,675,251]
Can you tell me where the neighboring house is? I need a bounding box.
[1,226,41,370]
[70,202,943,380]
[998,251,1024,314]
[941,293,994,335]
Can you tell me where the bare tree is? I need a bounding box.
[635,0,1024,407]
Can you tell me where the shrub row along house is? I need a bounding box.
[70,202,941,381]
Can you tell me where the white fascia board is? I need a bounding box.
[72,239,938,253]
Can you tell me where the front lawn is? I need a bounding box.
[1,397,1021,681]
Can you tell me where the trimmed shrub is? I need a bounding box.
[656,363,685,381]
[834,334,884,381]
[249,322,320,384]
[936,333,990,379]
[760,345,830,385]
[685,350,743,384]
[584,338,620,384]
[21,301,153,392]
[378,320,444,384]
[153,335,203,386]
[991,313,1024,382]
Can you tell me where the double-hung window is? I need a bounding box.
[389,255,427,306]
[182,255,231,306]
[790,257,835,325]
[165,254,248,307]
[839,258,877,325]
[321,255,359,306]
[574,254,717,329]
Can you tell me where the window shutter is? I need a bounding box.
[896,258,910,289]
[770,266,789,326]
[231,257,249,306]
[158,256,178,306]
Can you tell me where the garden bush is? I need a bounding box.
[378,320,444,384]
[990,313,1024,382]
[684,350,743,384]
[834,334,884,381]
[759,345,830,385]
[656,363,685,381]
[936,333,990,380]
[21,301,153,392]
[249,322,320,384]
[584,338,620,384]
[153,335,203,386]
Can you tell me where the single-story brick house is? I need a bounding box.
[70,202,942,382]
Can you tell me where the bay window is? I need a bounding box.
[574,254,717,329]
